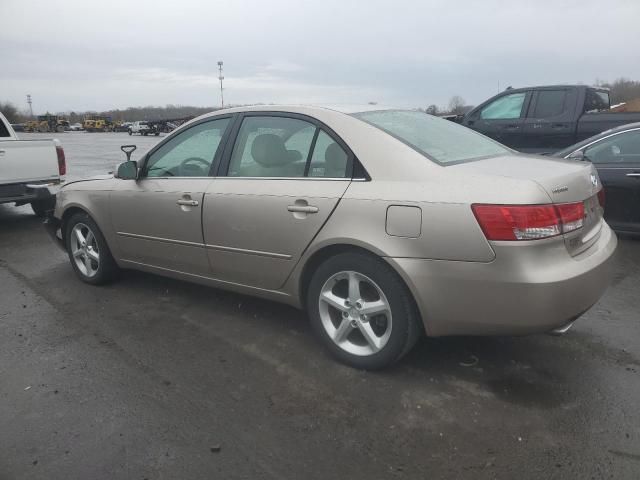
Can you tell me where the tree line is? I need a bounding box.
[3,78,640,124]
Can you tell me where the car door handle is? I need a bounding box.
[287,205,319,214]
[626,173,640,178]
[0,150,5,156]
[504,124,520,130]
[177,199,199,206]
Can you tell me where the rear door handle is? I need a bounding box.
[287,205,319,214]
[177,199,199,206]
[504,124,520,130]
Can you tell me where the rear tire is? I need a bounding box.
[65,212,119,285]
[307,252,422,370]
[31,197,55,217]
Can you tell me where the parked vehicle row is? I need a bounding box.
[455,85,640,154]
[0,111,66,216]
[45,106,616,369]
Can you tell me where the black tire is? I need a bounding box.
[31,197,55,217]
[307,252,422,370]
[64,212,119,285]
[155,132,159,136]
[128,129,132,135]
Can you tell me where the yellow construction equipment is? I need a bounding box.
[83,115,113,132]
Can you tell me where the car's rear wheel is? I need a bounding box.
[307,252,422,370]
[65,212,119,285]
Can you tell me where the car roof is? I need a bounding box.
[202,104,402,117]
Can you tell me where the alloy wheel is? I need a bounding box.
[318,270,393,356]
[70,223,100,278]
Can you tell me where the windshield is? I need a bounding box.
[352,110,510,165]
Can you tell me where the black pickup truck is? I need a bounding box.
[454,85,640,153]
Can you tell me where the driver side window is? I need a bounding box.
[144,118,230,177]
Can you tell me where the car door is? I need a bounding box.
[110,116,233,274]
[464,91,530,149]
[521,88,578,153]
[202,113,352,290]
[582,128,640,233]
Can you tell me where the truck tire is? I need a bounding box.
[128,129,132,136]
[31,198,56,217]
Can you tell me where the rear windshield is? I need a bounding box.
[352,110,510,165]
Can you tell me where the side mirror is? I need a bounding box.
[115,160,138,180]
[568,150,586,161]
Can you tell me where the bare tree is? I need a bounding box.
[0,101,22,123]
[448,96,466,115]
[425,104,439,115]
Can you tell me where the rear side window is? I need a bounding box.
[480,93,526,120]
[585,89,610,113]
[531,90,567,118]
[309,130,348,178]
[228,116,350,178]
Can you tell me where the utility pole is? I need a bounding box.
[27,94,33,118]
[217,61,224,108]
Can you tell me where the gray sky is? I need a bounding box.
[2,0,639,114]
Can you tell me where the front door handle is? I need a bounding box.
[626,173,640,178]
[287,205,319,214]
[177,199,199,206]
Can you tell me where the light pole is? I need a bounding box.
[217,61,224,108]
[27,94,33,118]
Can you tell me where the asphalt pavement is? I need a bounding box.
[1,133,639,479]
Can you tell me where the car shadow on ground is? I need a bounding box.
[79,266,593,411]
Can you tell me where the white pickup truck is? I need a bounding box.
[0,111,66,216]
[128,121,159,136]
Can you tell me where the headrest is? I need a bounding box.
[251,134,292,167]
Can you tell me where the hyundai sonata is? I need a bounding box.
[46,106,617,369]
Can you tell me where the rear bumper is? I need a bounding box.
[0,181,61,205]
[388,223,618,337]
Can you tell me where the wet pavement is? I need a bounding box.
[1,133,640,479]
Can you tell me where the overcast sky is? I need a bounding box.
[2,0,639,114]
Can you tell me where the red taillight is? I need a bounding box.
[472,202,585,241]
[597,188,605,209]
[56,145,66,176]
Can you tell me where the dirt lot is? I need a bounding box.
[1,132,639,479]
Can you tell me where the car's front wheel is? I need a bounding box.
[307,252,422,370]
[65,212,119,285]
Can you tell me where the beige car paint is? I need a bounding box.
[202,177,350,290]
[52,105,617,337]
